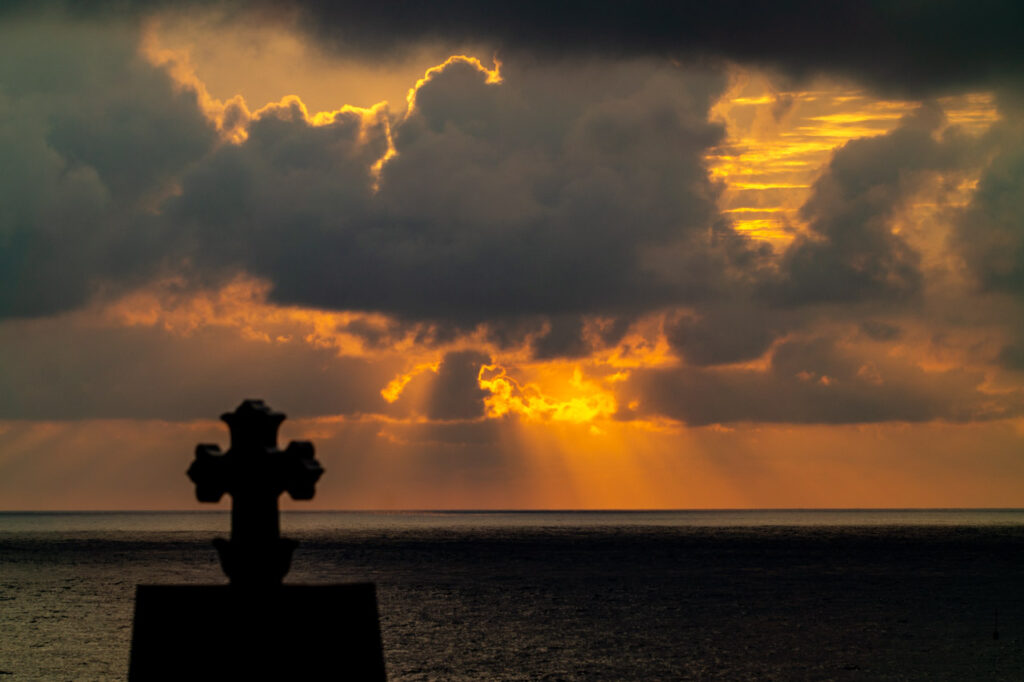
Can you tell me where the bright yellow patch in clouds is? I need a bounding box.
[471,316,677,426]
[254,95,391,133]
[708,69,1000,247]
[479,363,617,424]
[381,362,441,403]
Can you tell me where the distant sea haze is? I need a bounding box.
[4,508,1024,532]
[2,510,1023,679]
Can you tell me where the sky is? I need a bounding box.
[2,1,1024,509]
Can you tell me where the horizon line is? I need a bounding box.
[2,507,1023,514]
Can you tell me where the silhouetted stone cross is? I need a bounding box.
[187,400,323,586]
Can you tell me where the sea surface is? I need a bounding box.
[2,510,1024,680]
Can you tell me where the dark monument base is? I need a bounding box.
[129,583,386,681]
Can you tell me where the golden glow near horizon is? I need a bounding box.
[7,414,1024,509]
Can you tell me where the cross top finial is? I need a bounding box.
[222,399,285,452]
[188,400,324,586]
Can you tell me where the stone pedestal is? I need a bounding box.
[130,402,383,679]
[128,583,386,680]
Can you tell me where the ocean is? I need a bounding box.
[2,510,1023,680]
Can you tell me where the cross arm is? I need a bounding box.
[188,443,230,502]
[282,440,323,500]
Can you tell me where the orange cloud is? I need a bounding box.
[478,363,617,424]
[381,361,441,403]
[103,275,404,357]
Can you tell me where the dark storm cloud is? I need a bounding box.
[425,350,491,421]
[6,1,1020,94]
[624,336,1014,425]
[663,106,979,368]
[951,108,1024,370]
[860,320,903,342]
[666,305,794,366]
[276,1,1024,95]
[166,58,732,324]
[0,20,747,360]
[2,8,1015,334]
[0,21,216,318]
[953,111,1024,298]
[776,106,973,305]
[2,5,1022,382]
[997,344,1024,371]
[532,316,591,360]
[164,97,384,292]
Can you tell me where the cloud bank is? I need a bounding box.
[1,7,1023,436]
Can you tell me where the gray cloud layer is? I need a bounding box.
[625,335,1010,425]
[0,314,397,420]
[164,58,735,324]
[6,1,1019,95]
[0,22,216,317]
[291,1,1024,95]
[3,12,1024,426]
[778,106,974,306]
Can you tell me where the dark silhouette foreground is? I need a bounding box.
[129,400,386,680]
[188,399,323,586]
